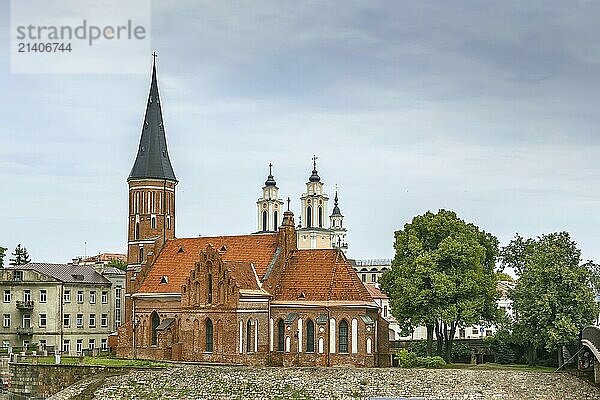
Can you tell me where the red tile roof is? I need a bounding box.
[138,234,278,293]
[364,284,388,299]
[273,249,374,303]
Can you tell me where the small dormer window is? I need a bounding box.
[298,292,306,299]
[177,246,184,254]
[220,245,227,252]
[160,276,168,284]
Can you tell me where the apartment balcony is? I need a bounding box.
[17,327,33,336]
[16,300,34,310]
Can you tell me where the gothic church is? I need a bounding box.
[117,60,390,367]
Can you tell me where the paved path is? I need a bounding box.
[52,365,600,399]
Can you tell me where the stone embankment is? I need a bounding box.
[52,365,600,399]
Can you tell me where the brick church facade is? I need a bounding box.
[116,59,390,367]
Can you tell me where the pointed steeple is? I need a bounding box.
[332,190,342,216]
[128,54,177,182]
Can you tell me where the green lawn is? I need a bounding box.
[18,355,167,368]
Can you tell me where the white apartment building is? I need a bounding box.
[0,263,119,355]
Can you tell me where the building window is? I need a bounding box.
[339,320,349,354]
[89,291,96,304]
[273,210,278,230]
[101,291,108,304]
[89,314,96,327]
[306,206,312,227]
[14,270,23,281]
[139,247,144,263]
[77,290,84,303]
[115,287,122,329]
[151,311,160,346]
[3,314,10,328]
[23,290,31,302]
[135,221,140,240]
[63,339,70,354]
[40,289,47,303]
[101,338,107,351]
[39,339,47,350]
[77,314,83,328]
[101,314,108,327]
[167,215,171,230]
[39,314,47,328]
[76,339,83,355]
[3,290,10,303]
[318,206,323,227]
[89,339,95,350]
[206,319,213,353]
[361,274,366,282]
[22,314,31,328]
[306,319,315,353]
[64,290,71,303]
[371,274,376,283]
[383,305,388,317]
[262,210,267,232]
[277,319,285,352]
[246,320,253,353]
[63,314,70,327]
[151,215,157,229]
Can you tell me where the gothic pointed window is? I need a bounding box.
[318,206,323,228]
[273,211,278,231]
[205,319,213,352]
[151,311,160,346]
[246,320,253,352]
[306,319,315,353]
[306,206,312,227]
[135,222,140,240]
[262,210,268,232]
[339,320,349,353]
[277,319,285,352]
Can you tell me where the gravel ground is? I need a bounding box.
[53,365,600,400]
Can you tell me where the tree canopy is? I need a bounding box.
[106,258,127,271]
[501,232,598,363]
[9,244,31,266]
[380,209,499,361]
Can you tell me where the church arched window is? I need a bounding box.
[318,206,323,227]
[306,206,312,227]
[246,320,253,352]
[339,320,349,353]
[262,210,267,232]
[151,311,160,346]
[207,273,213,304]
[135,222,140,240]
[205,319,213,352]
[273,211,278,231]
[306,319,315,353]
[277,319,285,352]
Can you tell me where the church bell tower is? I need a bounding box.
[256,163,284,232]
[125,55,177,322]
[297,156,331,249]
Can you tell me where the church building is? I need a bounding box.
[117,59,389,367]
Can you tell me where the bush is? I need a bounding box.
[396,349,447,368]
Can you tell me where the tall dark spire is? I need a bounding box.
[309,155,321,182]
[264,162,276,187]
[332,190,342,215]
[128,54,177,182]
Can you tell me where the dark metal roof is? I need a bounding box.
[9,263,111,285]
[309,156,321,182]
[128,60,177,182]
[331,191,342,216]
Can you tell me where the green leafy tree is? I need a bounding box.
[0,246,7,268]
[9,244,31,266]
[106,258,127,271]
[380,209,499,362]
[501,232,598,365]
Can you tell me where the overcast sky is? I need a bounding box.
[1,1,599,266]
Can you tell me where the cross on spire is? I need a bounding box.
[312,155,318,170]
[287,197,291,211]
[152,51,158,64]
[269,162,273,175]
